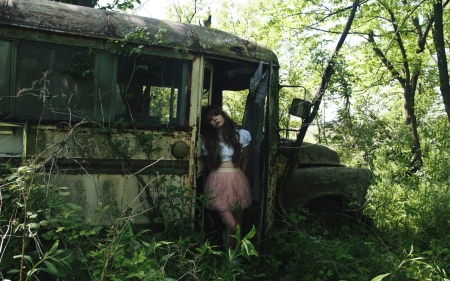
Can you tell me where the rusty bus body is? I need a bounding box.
[0,0,370,237]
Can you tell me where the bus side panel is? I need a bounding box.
[26,126,193,222]
[53,173,184,224]
[26,126,195,160]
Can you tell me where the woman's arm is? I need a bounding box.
[240,146,249,174]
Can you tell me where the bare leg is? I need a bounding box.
[217,210,237,249]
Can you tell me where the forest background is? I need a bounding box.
[1,0,450,280]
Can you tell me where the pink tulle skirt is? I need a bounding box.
[204,167,253,211]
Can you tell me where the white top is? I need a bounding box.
[202,129,251,161]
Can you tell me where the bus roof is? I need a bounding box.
[0,0,278,64]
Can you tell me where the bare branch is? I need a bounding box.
[127,157,163,177]
[285,0,369,27]
[413,14,434,53]
[367,32,405,87]
[300,26,367,36]
[386,8,410,80]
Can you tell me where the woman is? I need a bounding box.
[202,105,253,249]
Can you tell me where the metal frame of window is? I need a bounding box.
[0,122,27,159]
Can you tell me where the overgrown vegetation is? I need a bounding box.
[2,139,450,281]
[0,161,260,280]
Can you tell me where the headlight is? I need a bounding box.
[171,141,190,159]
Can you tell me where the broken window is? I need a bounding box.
[115,55,190,126]
[13,43,95,122]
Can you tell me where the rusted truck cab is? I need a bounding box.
[277,139,370,221]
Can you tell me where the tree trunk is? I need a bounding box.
[404,77,423,171]
[433,0,450,125]
[367,6,424,172]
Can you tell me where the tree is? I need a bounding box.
[433,0,450,124]
[364,4,426,171]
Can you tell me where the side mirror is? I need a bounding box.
[289,98,312,119]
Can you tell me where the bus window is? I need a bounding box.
[0,40,11,116]
[202,66,212,106]
[14,43,95,121]
[115,55,190,126]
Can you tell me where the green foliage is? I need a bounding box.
[0,162,262,281]
[3,117,450,281]
[1,164,76,280]
[108,26,167,56]
[65,48,95,81]
[99,0,141,12]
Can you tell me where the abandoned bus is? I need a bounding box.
[0,0,370,238]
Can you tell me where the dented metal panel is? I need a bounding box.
[279,141,343,166]
[282,166,370,218]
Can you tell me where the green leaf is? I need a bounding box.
[243,225,256,240]
[44,240,59,257]
[27,268,39,276]
[44,261,59,275]
[148,237,157,252]
[371,273,391,281]
[27,223,40,229]
[240,240,258,259]
[13,255,33,264]
[68,203,84,211]
[161,252,175,262]
[27,212,37,218]
[92,225,103,232]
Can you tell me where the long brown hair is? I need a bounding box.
[202,105,242,169]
